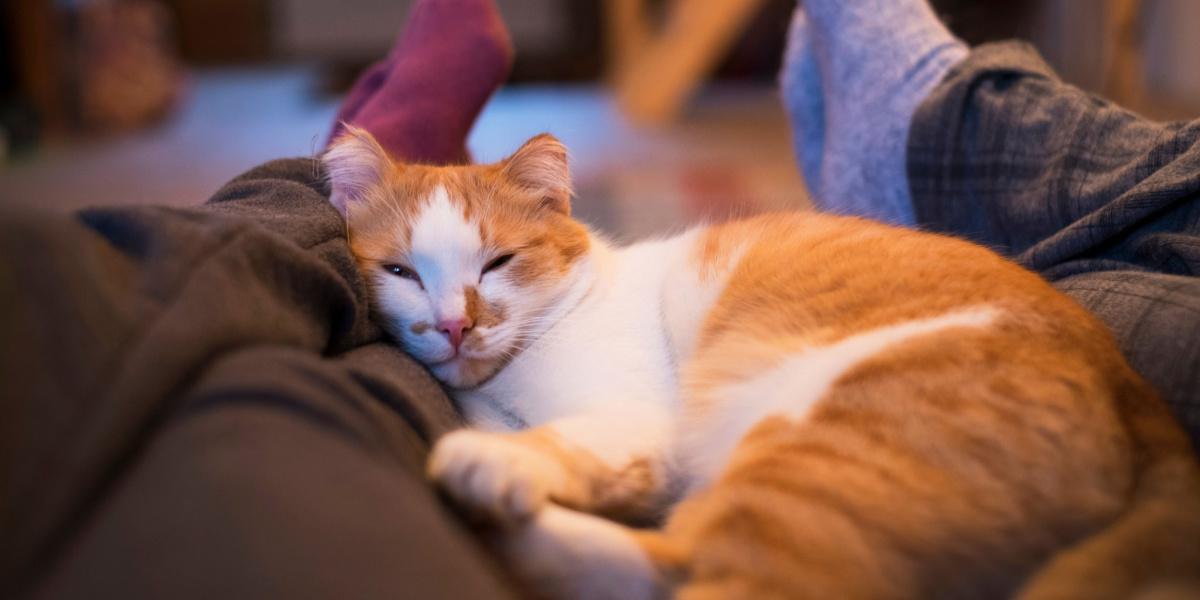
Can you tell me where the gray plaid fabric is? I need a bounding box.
[907,41,1200,447]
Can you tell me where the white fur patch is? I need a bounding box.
[502,505,660,600]
[684,306,1000,490]
[465,236,682,428]
[409,185,483,320]
[662,229,747,365]
[548,409,672,471]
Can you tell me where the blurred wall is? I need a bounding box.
[1142,0,1200,112]
[1029,0,1200,118]
[1028,0,1110,92]
[273,0,575,62]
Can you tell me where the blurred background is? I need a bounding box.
[2,0,1199,236]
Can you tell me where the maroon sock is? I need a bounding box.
[326,0,513,164]
[328,59,391,134]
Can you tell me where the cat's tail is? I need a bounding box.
[497,504,685,600]
[1018,383,1200,599]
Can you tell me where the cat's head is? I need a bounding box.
[323,127,591,389]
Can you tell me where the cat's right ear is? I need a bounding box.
[501,133,572,215]
[323,125,393,217]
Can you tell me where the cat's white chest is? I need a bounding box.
[456,294,673,431]
[455,234,716,432]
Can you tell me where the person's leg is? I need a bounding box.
[780,1,1200,278]
[4,4,519,594]
[1055,271,1200,449]
[1,158,518,598]
[903,40,1200,437]
[906,42,1200,278]
[326,0,513,164]
[28,345,514,600]
[779,0,967,225]
[780,0,1200,443]
[328,59,392,136]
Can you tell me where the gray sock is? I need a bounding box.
[780,0,967,225]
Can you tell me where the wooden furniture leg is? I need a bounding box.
[607,0,766,125]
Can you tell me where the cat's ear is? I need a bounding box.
[323,125,393,217]
[501,133,572,215]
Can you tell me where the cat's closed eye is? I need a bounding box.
[482,253,515,276]
[383,263,422,287]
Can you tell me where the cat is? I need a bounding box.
[324,127,1200,599]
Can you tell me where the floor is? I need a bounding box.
[0,66,809,239]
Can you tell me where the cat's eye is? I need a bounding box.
[383,263,421,284]
[482,253,515,275]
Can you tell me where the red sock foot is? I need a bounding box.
[327,0,513,164]
[328,59,391,135]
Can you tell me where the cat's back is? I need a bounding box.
[694,211,1096,340]
[668,211,1148,596]
[680,211,1139,446]
[685,212,1144,393]
[667,211,1140,434]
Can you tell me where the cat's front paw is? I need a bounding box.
[428,430,565,525]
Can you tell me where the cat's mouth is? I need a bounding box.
[427,337,496,365]
[431,349,499,370]
[431,355,494,389]
[431,346,480,365]
[427,343,523,389]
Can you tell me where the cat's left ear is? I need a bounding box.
[501,133,572,215]
[323,125,393,217]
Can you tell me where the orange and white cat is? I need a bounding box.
[324,128,1200,599]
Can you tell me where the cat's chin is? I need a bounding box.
[430,355,503,390]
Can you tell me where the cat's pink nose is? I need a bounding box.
[437,318,472,351]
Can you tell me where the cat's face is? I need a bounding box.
[324,128,590,388]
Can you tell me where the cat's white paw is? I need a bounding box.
[497,505,662,600]
[427,430,564,524]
